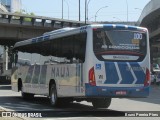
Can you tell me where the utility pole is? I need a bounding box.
[126,0,128,22]
[62,0,63,19]
[86,0,91,22]
[79,0,80,21]
[85,0,87,24]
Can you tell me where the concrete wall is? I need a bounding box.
[138,0,160,26]
[137,0,160,64]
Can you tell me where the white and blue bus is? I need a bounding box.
[11,24,150,108]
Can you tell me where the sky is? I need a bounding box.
[21,0,150,22]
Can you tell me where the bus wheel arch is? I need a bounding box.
[18,78,34,99]
[49,79,58,106]
[18,78,22,92]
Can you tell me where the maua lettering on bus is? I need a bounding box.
[51,66,69,78]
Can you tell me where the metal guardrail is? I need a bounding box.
[0,12,88,28]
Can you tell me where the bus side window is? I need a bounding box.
[78,39,86,62]
[43,32,87,64]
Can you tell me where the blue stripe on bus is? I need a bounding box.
[44,35,50,41]
[129,63,145,84]
[117,62,134,84]
[32,38,37,43]
[103,24,114,30]
[104,62,119,84]
[37,37,43,42]
[103,24,139,30]
[113,24,126,29]
[128,26,138,30]
[31,35,50,43]
[104,62,145,84]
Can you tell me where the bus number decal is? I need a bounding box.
[31,35,50,43]
[80,26,87,33]
[134,33,142,40]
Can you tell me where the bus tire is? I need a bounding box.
[92,98,111,109]
[49,83,58,106]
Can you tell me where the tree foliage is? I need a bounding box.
[14,10,35,22]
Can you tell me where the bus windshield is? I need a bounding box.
[93,28,147,61]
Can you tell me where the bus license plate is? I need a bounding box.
[116,91,127,95]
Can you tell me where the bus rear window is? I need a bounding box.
[93,29,147,61]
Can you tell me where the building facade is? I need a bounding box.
[0,2,8,12]
[0,0,21,12]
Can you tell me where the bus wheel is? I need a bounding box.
[49,84,58,106]
[92,98,111,109]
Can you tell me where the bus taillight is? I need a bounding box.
[89,67,96,86]
[144,68,150,87]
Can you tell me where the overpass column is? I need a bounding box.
[3,46,8,71]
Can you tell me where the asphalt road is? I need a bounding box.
[0,84,160,120]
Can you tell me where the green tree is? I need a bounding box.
[14,10,35,22]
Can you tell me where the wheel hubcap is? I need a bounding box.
[51,89,56,104]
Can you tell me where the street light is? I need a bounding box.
[79,0,80,21]
[64,0,69,19]
[95,6,108,22]
[126,0,128,22]
[88,16,94,21]
[113,17,122,21]
[86,0,92,22]
[62,0,63,19]
[135,8,142,11]
[62,0,69,19]
[85,0,87,24]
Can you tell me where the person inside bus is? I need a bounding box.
[94,30,111,49]
[65,50,73,63]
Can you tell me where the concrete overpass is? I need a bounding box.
[138,0,160,40]
[137,0,160,63]
[0,11,138,47]
[0,11,89,81]
[0,11,87,46]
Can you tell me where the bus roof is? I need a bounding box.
[13,24,147,50]
[43,27,75,36]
